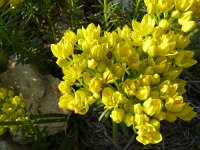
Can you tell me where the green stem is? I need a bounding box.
[69,0,76,30]
[112,121,118,144]
[104,0,109,29]
[47,15,56,43]
[133,0,142,20]
[120,123,129,137]
[99,109,110,121]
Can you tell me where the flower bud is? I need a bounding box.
[159,19,170,29]
[110,108,125,123]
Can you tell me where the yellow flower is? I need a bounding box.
[58,94,74,110]
[149,119,160,130]
[124,100,135,113]
[153,111,166,121]
[181,21,196,32]
[51,40,74,59]
[12,95,23,106]
[139,75,154,86]
[124,113,134,127]
[175,0,194,12]
[113,42,133,63]
[165,96,185,112]
[82,72,92,85]
[89,76,104,98]
[110,107,125,123]
[157,41,176,56]
[174,34,190,49]
[134,113,149,125]
[110,63,125,79]
[136,86,150,101]
[178,11,193,25]
[144,0,157,13]
[174,79,186,95]
[58,81,71,94]
[143,98,163,116]
[157,0,174,12]
[90,44,108,61]
[134,103,143,114]
[171,10,181,18]
[165,112,177,122]
[150,57,168,74]
[63,30,77,45]
[63,65,82,85]
[132,14,155,36]
[80,23,101,40]
[88,59,98,69]
[174,50,197,68]
[159,80,178,99]
[103,68,117,83]
[142,37,158,57]
[127,51,141,70]
[159,19,170,29]
[122,79,137,96]
[163,66,183,80]
[177,102,197,121]
[102,87,125,109]
[73,90,90,115]
[135,123,162,145]
[117,25,132,45]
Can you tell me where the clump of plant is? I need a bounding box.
[0,87,28,135]
[51,0,199,145]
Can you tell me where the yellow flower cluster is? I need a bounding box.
[0,88,28,135]
[51,0,199,145]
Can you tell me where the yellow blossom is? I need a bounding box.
[134,113,149,125]
[135,123,162,145]
[113,42,133,63]
[165,96,185,112]
[58,81,71,94]
[159,19,170,29]
[175,0,194,12]
[102,87,125,109]
[89,76,104,98]
[157,0,174,12]
[175,50,197,68]
[143,98,163,116]
[110,107,125,123]
[165,112,177,122]
[132,14,155,36]
[153,111,166,121]
[124,113,134,127]
[149,119,160,130]
[178,11,193,25]
[134,103,143,114]
[136,86,150,100]
[181,21,196,32]
[122,79,137,96]
[177,102,197,121]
